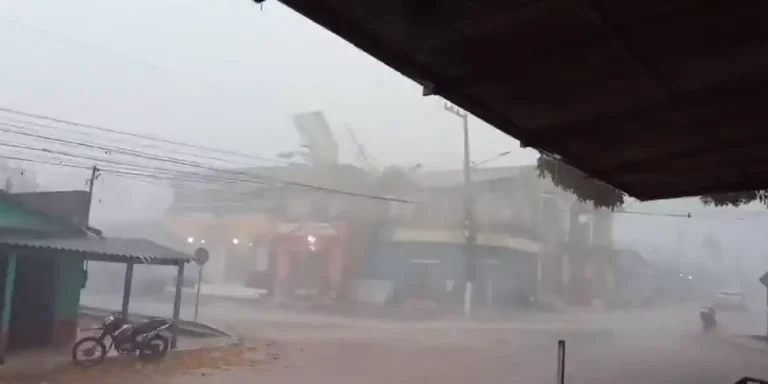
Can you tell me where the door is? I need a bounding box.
[289,251,330,296]
[405,260,439,301]
[9,255,55,351]
[473,260,499,307]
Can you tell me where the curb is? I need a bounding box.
[720,334,768,353]
[172,337,244,353]
[79,305,235,338]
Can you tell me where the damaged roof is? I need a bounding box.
[278,0,768,200]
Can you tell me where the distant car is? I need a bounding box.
[712,290,747,311]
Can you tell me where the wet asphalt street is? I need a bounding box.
[23,328,768,384]
[91,325,768,384]
[70,294,768,384]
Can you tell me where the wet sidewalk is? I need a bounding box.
[0,334,239,377]
[0,311,239,380]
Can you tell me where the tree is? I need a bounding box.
[536,154,768,208]
[536,155,624,209]
[699,191,768,207]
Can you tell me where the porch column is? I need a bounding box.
[329,243,344,298]
[121,261,134,319]
[171,260,185,349]
[0,253,17,364]
[275,244,290,301]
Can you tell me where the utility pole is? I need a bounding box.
[86,166,100,225]
[676,228,682,271]
[444,103,476,317]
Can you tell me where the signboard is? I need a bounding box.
[760,272,768,307]
[194,247,210,266]
[760,272,768,288]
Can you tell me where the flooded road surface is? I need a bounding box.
[78,332,767,384]
[53,299,768,384]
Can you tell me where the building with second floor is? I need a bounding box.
[365,165,567,308]
[165,163,384,302]
[165,161,621,309]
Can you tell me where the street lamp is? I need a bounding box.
[471,151,513,168]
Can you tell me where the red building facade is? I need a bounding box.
[273,223,348,301]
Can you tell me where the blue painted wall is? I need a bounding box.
[366,241,537,307]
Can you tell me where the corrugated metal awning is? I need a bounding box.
[0,236,196,264]
[275,0,768,201]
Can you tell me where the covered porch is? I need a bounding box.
[0,236,203,364]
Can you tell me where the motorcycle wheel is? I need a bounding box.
[139,334,170,362]
[72,336,107,367]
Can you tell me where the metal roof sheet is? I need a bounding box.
[0,236,195,264]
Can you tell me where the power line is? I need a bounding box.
[0,153,260,190]
[0,121,281,186]
[0,117,301,184]
[0,122,289,186]
[0,115,413,202]
[0,115,274,169]
[0,147,275,188]
[0,141,271,186]
[109,173,267,194]
[0,149,413,203]
[0,121,256,176]
[0,106,289,165]
[613,210,692,218]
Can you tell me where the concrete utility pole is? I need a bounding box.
[444,103,476,317]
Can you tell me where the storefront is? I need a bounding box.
[273,223,347,301]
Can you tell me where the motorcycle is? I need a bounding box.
[72,312,173,367]
[700,305,717,333]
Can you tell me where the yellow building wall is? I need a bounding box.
[391,228,541,254]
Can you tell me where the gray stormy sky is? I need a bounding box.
[0,0,538,170]
[0,0,539,222]
[4,0,768,281]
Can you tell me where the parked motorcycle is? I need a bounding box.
[72,312,173,367]
[700,305,717,333]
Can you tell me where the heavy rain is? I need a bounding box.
[1,1,768,384]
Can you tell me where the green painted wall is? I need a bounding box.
[0,200,71,233]
[1,253,16,332]
[53,255,84,319]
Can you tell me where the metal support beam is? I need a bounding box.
[121,261,134,319]
[171,261,185,349]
